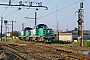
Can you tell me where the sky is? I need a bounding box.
[0,0,90,32]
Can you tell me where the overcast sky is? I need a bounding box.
[0,0,90,32]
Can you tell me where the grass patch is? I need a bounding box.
[6,39,17,44]
[83,40,90,47]
[52,40,72,44]
[72,40,90,47]
[72,42,80,46]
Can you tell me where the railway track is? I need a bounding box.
[0,42,90,60]
[22,43,90,60]
[0,45,27,60]
[1,44,51,60]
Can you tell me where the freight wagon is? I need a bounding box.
[19,24,55,43]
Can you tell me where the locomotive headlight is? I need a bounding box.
[48,30,50,33]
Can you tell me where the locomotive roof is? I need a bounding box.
[36,24,48,28]
[37,24,47,26]
[25,27,32,30]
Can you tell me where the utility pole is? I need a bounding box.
[9,0,11,5]
[12,21,16,39]
[8,21,16,39]
[35,12,37,27]
[24,11,37,28]
[57,21,59,42]
[56,1,59,42]
[77,2,84,47]
[12,21,13,39]
[1,17,3,41]
[22,23,24,31]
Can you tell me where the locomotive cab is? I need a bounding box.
[35,24,54,43]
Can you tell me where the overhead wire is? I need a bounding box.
[19,0,79,26]
[46,14,76,24]
[4,9,20,18]
[37,0,67,17]
[34,0,54,10]
[25,21,34,24]
[46,14,76,29]
[35,0,67,24]
[8,0,80,27]
[45,0,54,5]
[54,0,83,24]
[0,0,19,17]
[14,0,82,30]
[0,0,10,17]
[46,0,83,29]
[58,15,76,22]
[1,0,22,18]
[0,7,9,17]
[58,17,77,29]
[38,0,82,19]
[22,0,55,25]
[12,0,14,2]
[34,0,38,1]
[7,0,38,27]
[36,0,82,28]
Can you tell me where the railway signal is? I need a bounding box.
[4,20,8,41]
[76,2,84,47]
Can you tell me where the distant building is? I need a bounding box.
[54,30,90,42]
[59,32,72,42]
[7,32,11,37]
[72,30,90,40]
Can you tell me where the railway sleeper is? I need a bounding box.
[56,49,72,53]
[2,46,27,60]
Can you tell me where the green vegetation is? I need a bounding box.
[52,40,72,44]
[1,38,29,44]
[71,42,80,46]
[0,34,5,37]
[72,40,90,47]
[6,38,17,44]
[10,31,19,37]
[0,38,19,44]
[52,40,90,47]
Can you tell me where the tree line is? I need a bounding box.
[0,31,20,37]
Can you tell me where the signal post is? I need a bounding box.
[77,2,84,47]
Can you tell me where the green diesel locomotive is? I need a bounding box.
[19,24,55,43]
